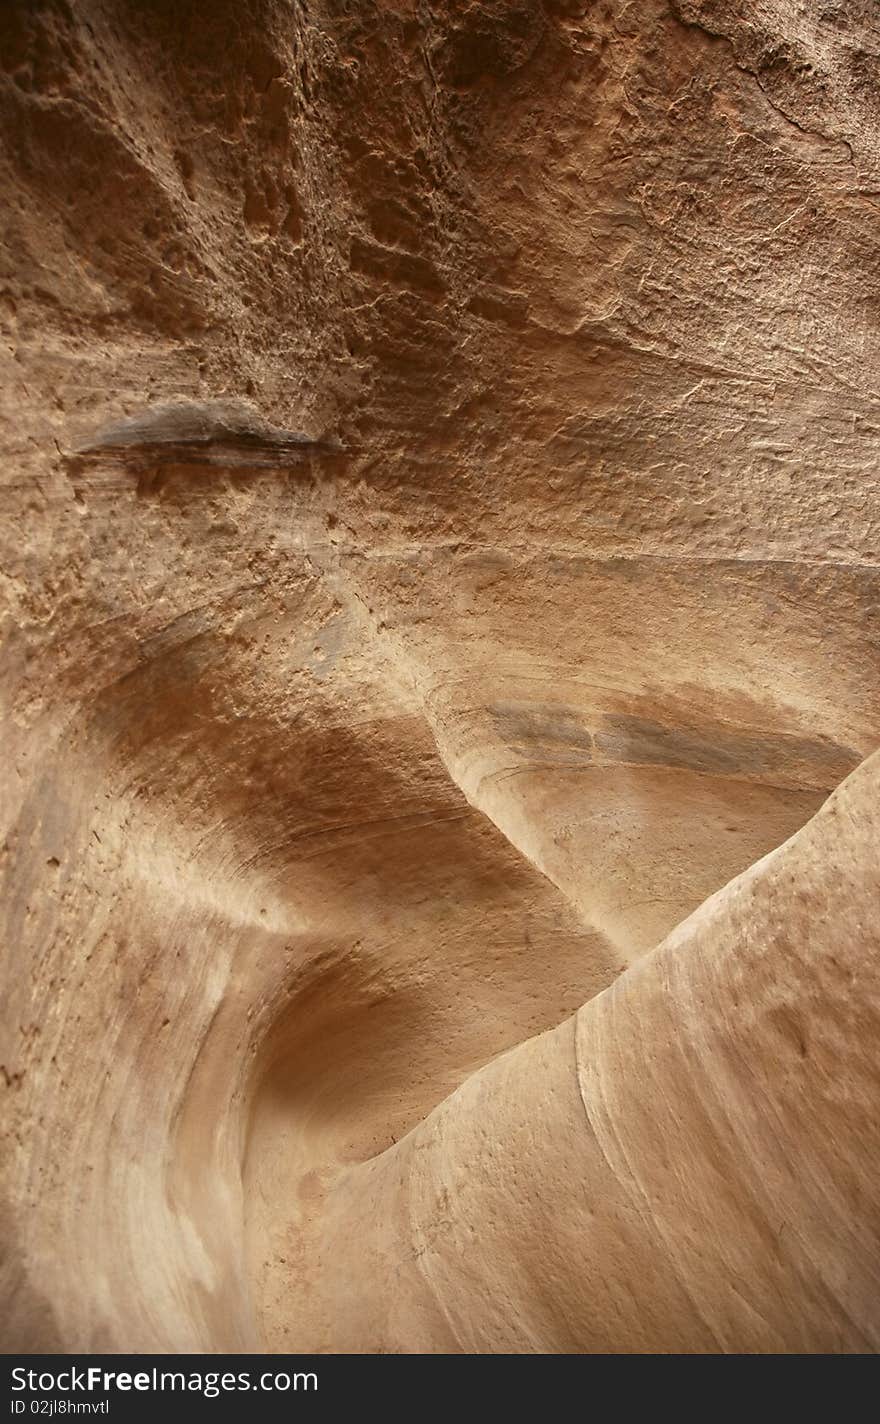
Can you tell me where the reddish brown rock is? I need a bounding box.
[1,0,878,1352]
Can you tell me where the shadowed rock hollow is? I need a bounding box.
[1,0,879,1352]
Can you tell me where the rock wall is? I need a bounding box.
[1,0,878,1351]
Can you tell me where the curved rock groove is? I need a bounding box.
[1,0,880,1353]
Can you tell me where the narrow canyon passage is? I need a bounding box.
[2,0,880,1353]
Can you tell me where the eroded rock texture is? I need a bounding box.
[1,0,878,1352]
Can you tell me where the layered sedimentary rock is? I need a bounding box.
[1,0,878,1352]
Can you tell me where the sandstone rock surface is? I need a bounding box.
[1,0,878,1352]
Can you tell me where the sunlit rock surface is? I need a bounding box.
[1,0,878,1352]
